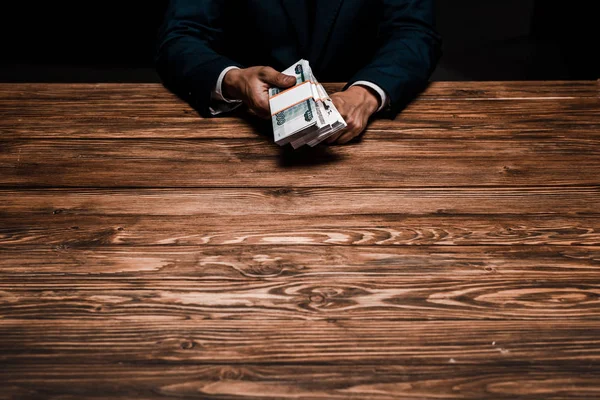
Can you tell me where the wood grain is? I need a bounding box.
[2,81,599,399]
[5,97,596,123]
[2,187,600,215]
[0,81,596,102]
[2,187,599,247]
[3,213,600,246]
[1,82,597,140]
[1,319,599,364]
[2,363,599,399]
[413,80,599,100]
[2,245,599,277]
[1,245,599,321]
[1,137,600,188]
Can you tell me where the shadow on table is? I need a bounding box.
[277,145,345,168]
[236,110,346,169]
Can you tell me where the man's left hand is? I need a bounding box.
[327,85,380,144]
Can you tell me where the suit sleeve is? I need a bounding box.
[345,0,442,117]
[155,0,243,117]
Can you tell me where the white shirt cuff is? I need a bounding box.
[350,81,390,112]
[209,66,243,116]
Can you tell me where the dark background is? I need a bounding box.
[0,0,597,82]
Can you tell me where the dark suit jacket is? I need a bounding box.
[155,0,442,118]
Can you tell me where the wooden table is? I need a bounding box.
[1,81,599,399]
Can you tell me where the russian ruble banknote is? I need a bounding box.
[269,59,346,148]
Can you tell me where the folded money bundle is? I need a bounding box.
[269,60,346,148]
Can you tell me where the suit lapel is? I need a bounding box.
[280,0,310,57]
[310,0,344,65]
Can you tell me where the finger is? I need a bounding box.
[250,106,271,120]
[329,115,358,144]
[337,129,361,144]
[255,99,271,119]
[246,88,272,119]
[259,67,297,88]
[247,102,271,119]
[330,96,344,111]
[248,108,271,119]
[337,118,365,144]
[326,129,345,144]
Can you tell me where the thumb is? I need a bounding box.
[261,67,297,88]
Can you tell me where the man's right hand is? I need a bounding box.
[222,66,297,119]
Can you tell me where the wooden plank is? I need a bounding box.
[2,188,599,247]
[1,187,599,216]
[1,97,597,140]
[1,245,599,321]
[1,138,599,188]
[416,80,599,100]
[1,319,599,364]
[0,81,596,102]
[2,212,600,246]
[5,279,597,321]
[2,114,598,141]
[3,96,597,121]
[0,82,596,140]
[2,363,599,399]
[2,245,599,278]
[377,98,600,136]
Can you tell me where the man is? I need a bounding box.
[156,0,441,144]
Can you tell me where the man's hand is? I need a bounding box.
[222,66,296,118]
[327,85,380,144]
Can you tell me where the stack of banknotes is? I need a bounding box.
[269,59,346,148]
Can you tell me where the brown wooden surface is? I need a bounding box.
[0,80,599,399]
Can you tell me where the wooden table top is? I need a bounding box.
[1,80,599,399]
